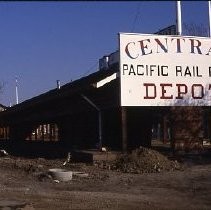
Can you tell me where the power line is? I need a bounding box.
[80,61,99,78]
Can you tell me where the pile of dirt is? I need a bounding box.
[107,147,181,174]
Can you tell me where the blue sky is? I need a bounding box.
[0,1,209,106]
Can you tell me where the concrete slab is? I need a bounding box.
[71,150,120,162]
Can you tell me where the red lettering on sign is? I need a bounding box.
[160,83,173,99]
[176,84,188,99]
[143,83,156,99]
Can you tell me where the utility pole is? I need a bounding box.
[15,77,19,105]
[176,1,182,35]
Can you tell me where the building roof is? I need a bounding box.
[0,68,119,125]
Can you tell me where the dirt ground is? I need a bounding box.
[0,148,211,210]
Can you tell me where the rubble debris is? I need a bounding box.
[95,147,181,174]
[113,147,181,173]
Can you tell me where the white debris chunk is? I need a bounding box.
[0,150,9,156]
[63,152,71,166]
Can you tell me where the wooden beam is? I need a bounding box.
[121,106,128,152]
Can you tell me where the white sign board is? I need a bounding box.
[119,33,211,106]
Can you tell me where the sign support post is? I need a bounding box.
[121,106,128,152]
